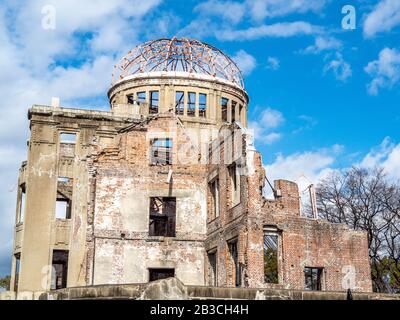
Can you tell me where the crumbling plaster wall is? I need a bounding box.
[87,115,209,286]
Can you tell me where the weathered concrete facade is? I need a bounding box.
[8,38,372,298]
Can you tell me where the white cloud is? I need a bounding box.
[232,50,257,76]
[263,138,400,201]
[265,132,282,144]
[365,47,400,95]
[324,52,352,82]
[302,36,342,54]
[261,108,285,129]
[194,0,246,24]
[360,137,400,180]
[217,21,320,41]
[363,0,400,38]
[264,147,337,197]
[266,56,280,70]
[248,107,285,145]
[246,0,327,21]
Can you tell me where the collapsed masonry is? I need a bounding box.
[9,38,372,296]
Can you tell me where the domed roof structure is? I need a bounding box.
[112,37,244,88]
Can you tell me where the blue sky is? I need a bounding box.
[0,0,399,277]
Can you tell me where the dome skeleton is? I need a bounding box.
[112,37,244,88]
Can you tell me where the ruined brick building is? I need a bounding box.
[10,38,372,295]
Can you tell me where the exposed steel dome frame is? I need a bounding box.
[112,37,245,88]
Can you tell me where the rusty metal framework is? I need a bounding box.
[112,37,244,88]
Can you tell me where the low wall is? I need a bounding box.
[2,279,399,300]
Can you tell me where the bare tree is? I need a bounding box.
[316,167,400,293]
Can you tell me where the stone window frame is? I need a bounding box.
[263,225,282,285]
[175,91,185,116]
[55,176,73,220]
[17,183,26,224]
[208,175,220,222]
[221,97,229,122]
[207,248,218,287]
[148,197,177,238]
[59,131,78,157]
[227,237,241,288]
[199,93,207,117]
[304,267,324,291]
[187,92,196,117]
[149,90,159,114]
[228,162,241,208]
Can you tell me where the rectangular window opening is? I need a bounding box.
[304,267,323,291]
[229,240,241,287]
[18,184,26,224]
[137,92,146,104]
[187,92,196,117]
[55,177,72,219]
[199,93,207,117]
[51,250,69,290]
[175,91,184,115]
[208,251,217,286]
[264,231,279,284]
[231,101,237,123]
[127,94,135,105]
[209,179,219,220]
[60,133,76,144]
[149,91,159,114]
[150,138,173,165]
[221,98,228,122]
[229,164,240,206]
[14,253,20,292]
[149,268,175,282]
[149,197,176,237]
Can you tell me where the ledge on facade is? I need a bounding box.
[28,105,141,123]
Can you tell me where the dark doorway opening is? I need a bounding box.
[229,240,240,287]
[51,250,69,290]
[208,251,217,286]
[149,268,175,282]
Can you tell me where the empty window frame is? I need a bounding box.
[150,138,173,165]
[17,184,26,224]
[137,91,146,104]
[239,104,244,123]
[229,164,240,206]
[199,93,207,117]
[55,177,72,219]
[59,133,77,157]
[187,92,196,116]
[229,240,241,287]
[221,98,228,122]
[175,91,184,115]
[149,197,176,237]
[14,253,21,292]
[149,268,175,282]
[51,250,69,290]
[127,94,135,105]
[207,250,217,286]
[60,133,76,144]
[149,91,159,114]
[231,101,237,123]
[264,230,279,284]
[304,267,323,291]
[209,179,220,221]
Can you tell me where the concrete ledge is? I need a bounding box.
[3,279,399,300]
[37,279,400,300]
